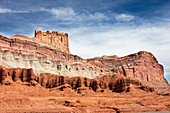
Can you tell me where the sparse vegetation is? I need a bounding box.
[51,104,55,106]
[98,101,101,104]
[48,98,57,101]
[60,94,65,96]
[48,98,58,104]
[82,105,86,107]
[136,101,142,104]
[76,99,80,103]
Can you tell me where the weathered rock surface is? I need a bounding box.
[0,65,154,93]
[34,29,69,54]
[0,30,170,112]
[0,30,169,94]
[0,66,36,85]
[87,51,169,93]
[38,73,155,93]
[0,35,103,78]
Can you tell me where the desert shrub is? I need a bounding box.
[76,99,80,103]
[48,98,57,101]
[60,94,65,96]
[82,105,86,107]
[136,101,142,104]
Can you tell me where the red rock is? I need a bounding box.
[0,30,169,94]
[35,29,69,54]
[37,73,154,93]
[87,51,169,93]
[1,30,170,113]
[0,66,36,85]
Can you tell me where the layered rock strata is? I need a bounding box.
[0,66,154,93]
[87,51,169,93]
[0,30,169,93]
[0,35,104,78]
[35,29,69,54]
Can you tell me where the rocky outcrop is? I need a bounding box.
[0,35,104,78]
[87,51,169,92]
[37,73,154,93]
[0,66,36,85]
[0,65,154,93]
[35,29,69,54]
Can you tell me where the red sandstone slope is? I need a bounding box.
[0,65,154,94]
[0,65,170,113]
[87,51,169,93]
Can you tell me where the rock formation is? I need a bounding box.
[38,73,155,93]
[0,65,154,94]
[0,30,170,113]
[0,30,169,94]
[0,35,103,78]
[87,51,169,93]
[35,29,69,54]
[87,51,165,82]
[0,66,36,85]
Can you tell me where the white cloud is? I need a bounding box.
[163,18,170,22]
[0,7,29,13]
[88,12,109,21]
[50,7,76,21]
[42,7,110,22]
[0,7,12,13]
[67,25,170,59]
[115,13,135,21]
[40,7,137,25]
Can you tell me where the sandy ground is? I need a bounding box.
[0,85,169,113]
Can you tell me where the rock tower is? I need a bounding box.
[35,29,69,54]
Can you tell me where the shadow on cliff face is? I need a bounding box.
[0,65,155,95]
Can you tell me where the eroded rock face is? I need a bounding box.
[0,35,104,78]
[0,30,169,93]
[37,73,154,93]
[0,65,154,93]
[0,66,36,85]
[87,51,165,82]
[35,29,69,54]
[87,51,169,92]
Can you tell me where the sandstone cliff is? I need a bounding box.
[0,35,104,78]
[87,51,169,93]
[38,73,154,93]
[0,66,36,85]
[34,29,69,54]
[0,30,169,93]
[0,66,154,93]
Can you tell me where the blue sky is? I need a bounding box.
[0,0,170,83]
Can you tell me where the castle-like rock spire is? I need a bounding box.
[35,29,69,54]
